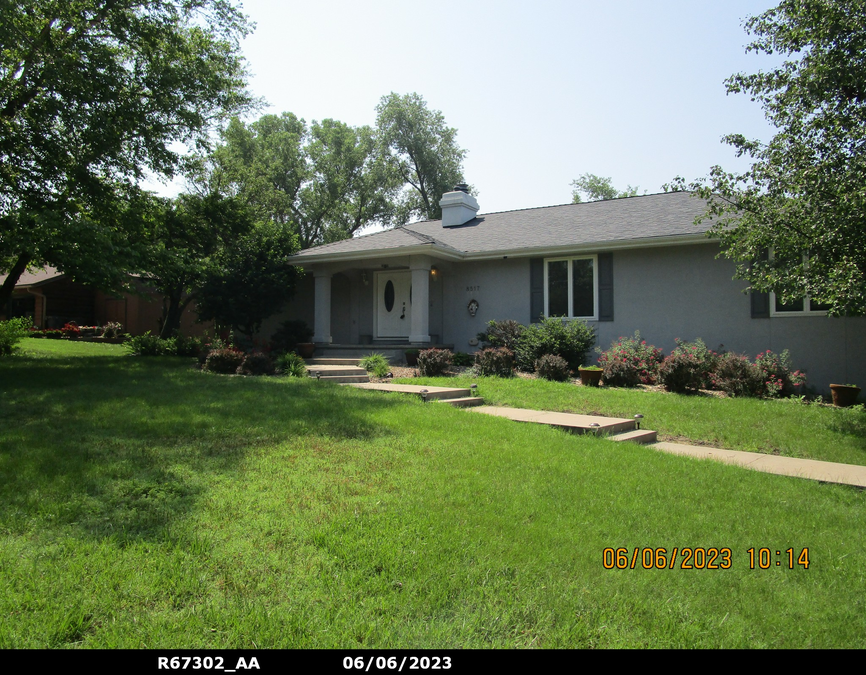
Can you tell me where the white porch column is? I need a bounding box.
[312,269,332,344]
[409,256,431,344]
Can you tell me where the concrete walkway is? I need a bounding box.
[344,382,866,489]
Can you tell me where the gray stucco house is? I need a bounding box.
[281,186,864,392]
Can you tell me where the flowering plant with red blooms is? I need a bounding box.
[596,331,664,387]
[754,349,805,397]
[61,322,81,338]
[658,338,718,393]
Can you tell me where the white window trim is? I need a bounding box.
[767,251,828,317]
[769,292,829,317]
[543,254,598,321]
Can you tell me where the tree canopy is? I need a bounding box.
[376,92,468,223]
[570,174,640,203]
[0,0,254,307]
[693,0,866,316]
[201,113,398,249]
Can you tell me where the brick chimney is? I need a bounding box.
[439,184,479,227]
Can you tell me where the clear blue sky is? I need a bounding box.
[157,0,783,217]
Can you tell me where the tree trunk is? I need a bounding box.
[0,252,31,314]
[159,285,184,339]
[159,287,195,339]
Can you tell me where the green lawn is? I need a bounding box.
[402,374,866,467]
[1,339,865,648]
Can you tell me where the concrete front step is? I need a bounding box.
[441,396,485,408]
[346,382,470,400]
[606,429,658,445]
[316,375,371,384]
[306,358,363,366]
[469,406,637,435]
[307,364,369,383]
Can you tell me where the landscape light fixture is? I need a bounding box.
[634,414,644,429]
[470,383,478,397]
[420,389,429,403]
[315,371,321,382]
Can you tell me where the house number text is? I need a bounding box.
[465,285,480,292]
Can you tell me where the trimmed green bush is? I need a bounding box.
[452,351,474,367]
[658,338,716,393]
[711,352,766,398]
[237,351,275,376]
[417,348,452,376]
[515,315,595,372]
[479,319,525,352]
[204,348,245,374]
[474,347,514,377]
[535,353,570,382]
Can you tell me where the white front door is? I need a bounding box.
[376,271,411,339]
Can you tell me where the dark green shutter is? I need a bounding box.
[530,258,544,323]
[597,252,613,321]
[750,249,770,318]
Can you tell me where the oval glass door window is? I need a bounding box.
[384,280,395,312]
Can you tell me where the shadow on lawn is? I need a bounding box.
[0,356,402,545]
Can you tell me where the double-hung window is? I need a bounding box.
[544,255,597,320]
[769,252,830,316]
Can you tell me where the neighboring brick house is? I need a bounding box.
[280,187,865,392]
[0,267,204,336]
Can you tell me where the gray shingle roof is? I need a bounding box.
[290,191,713,262]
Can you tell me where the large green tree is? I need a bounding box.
[0,0,253,307]
[203,113,397,249]
[694,0,866,316]
[137,193,252,338]
[375,92,468,223]
[570,173,640,203]
[195,220,299,339]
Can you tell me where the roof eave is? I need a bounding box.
[462,233,716,260]
[288,243,465,266]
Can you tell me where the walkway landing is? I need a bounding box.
[343,381,866,488]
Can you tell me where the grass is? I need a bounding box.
[1,339,865,648]
[401,374,866,467]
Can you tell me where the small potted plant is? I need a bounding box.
[405,348,420,367]
[578,365,603,387]
[829,383,861,407]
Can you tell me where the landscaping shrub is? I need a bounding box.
[124,332,177,356]
[535,353,570,382]
[514,315,595,372]
[474,347,514,377]
[596,331,665,387]
[711,352,766,398]
[204,348,245,374]
[275,352,307,377]
[175,335,207,357]
[237,351,275,376]
[479,319,525,352]
[658,338,716,393]
[101,321,124,338]
[61,322,81,338]
[452,351,474,367]
[755,349,805,397]
[270,320,313,354]
[417,348,452,376]
[359,353,391,377]
[0,317,32,355]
